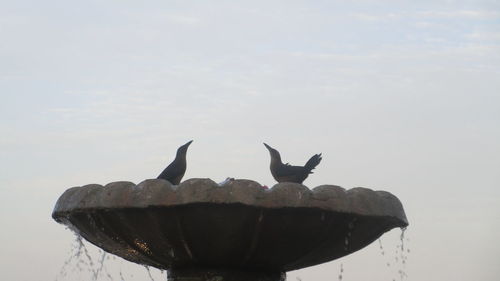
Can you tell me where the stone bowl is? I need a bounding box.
[52,178,408,279]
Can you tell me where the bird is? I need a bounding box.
[263,143,322,184]
[157,140,193,185]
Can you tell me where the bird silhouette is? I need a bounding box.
[157,140,193,185]
[264,143,322,184]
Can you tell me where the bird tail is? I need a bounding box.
[304,153,322,174]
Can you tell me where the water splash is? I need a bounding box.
[377,238,391,267]
[377,228,410,281]
[55,233,82,281]
[338,263,344,281]
[378,238,385,256]
[344,218,356,251]
[55,232,167,281]
[400,227,410,263]
[387,227,410,281]
[396,227,409,280]
[77,234,101,279]
[94,250,114,281]
[93,250,105,280]
[144,265,156,281]
[118,261,126,281]
[344,235,350,251]
[54,233,102,281]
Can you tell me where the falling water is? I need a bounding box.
[396,227,409,280]
[118,259,127,281]
[94,250,114,281]
[338,263,344,281]
[55,233,83,281]
[339,218,356,280]
[344,218,356,251]
[144,266,156,281]
[77,234,101,278]
[55,232,166,281]
[377,228,410,281]
[94,251,105,279]
[378,239,385,256]
[54,233,100,280]
[378,238,391,267]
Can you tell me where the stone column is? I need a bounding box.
[167,268,286,281]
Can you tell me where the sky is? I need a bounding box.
[1,0,499,280]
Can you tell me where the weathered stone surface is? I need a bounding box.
[52,178,408,277]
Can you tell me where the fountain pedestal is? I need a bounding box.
[167,268,285,281]
[52,178,408,280]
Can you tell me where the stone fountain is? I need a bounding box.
[52,178,408,281]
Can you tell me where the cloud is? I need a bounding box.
[288,51,381,61]
[166,14,201,25]
[349,9,500,22]
[350,12,402,22]
[465,31,500,41]
[418,10,500,20]
[414,21,445,28]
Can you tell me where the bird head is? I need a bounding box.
[177,140,193,156]
[263,142,281,162]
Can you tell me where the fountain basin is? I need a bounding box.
[52,178,408,280]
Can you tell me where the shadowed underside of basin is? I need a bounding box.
[52,178,408,280]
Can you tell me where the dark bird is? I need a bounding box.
[157,140,193,185]
[264,143,322,184]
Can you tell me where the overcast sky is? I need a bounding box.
[1,1,499,281]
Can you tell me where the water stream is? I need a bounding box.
[144,265,156,281]
[57,227,409,281]
[343,218,357,251]
[55,232,163,281]
[377,228,410,281]
[55,233,81,280]
[396,227,409,280]
[339,218,356,281]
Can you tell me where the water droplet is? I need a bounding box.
[338,263,344,281]
[144,266,156,281]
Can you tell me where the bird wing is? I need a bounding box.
[274,164,305,177]
[158,161,184,180]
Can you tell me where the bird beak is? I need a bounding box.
[263,143,272,151]
[184,140,193,147]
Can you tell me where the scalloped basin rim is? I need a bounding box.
[52,178,409,272]
[53,178,408,226]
